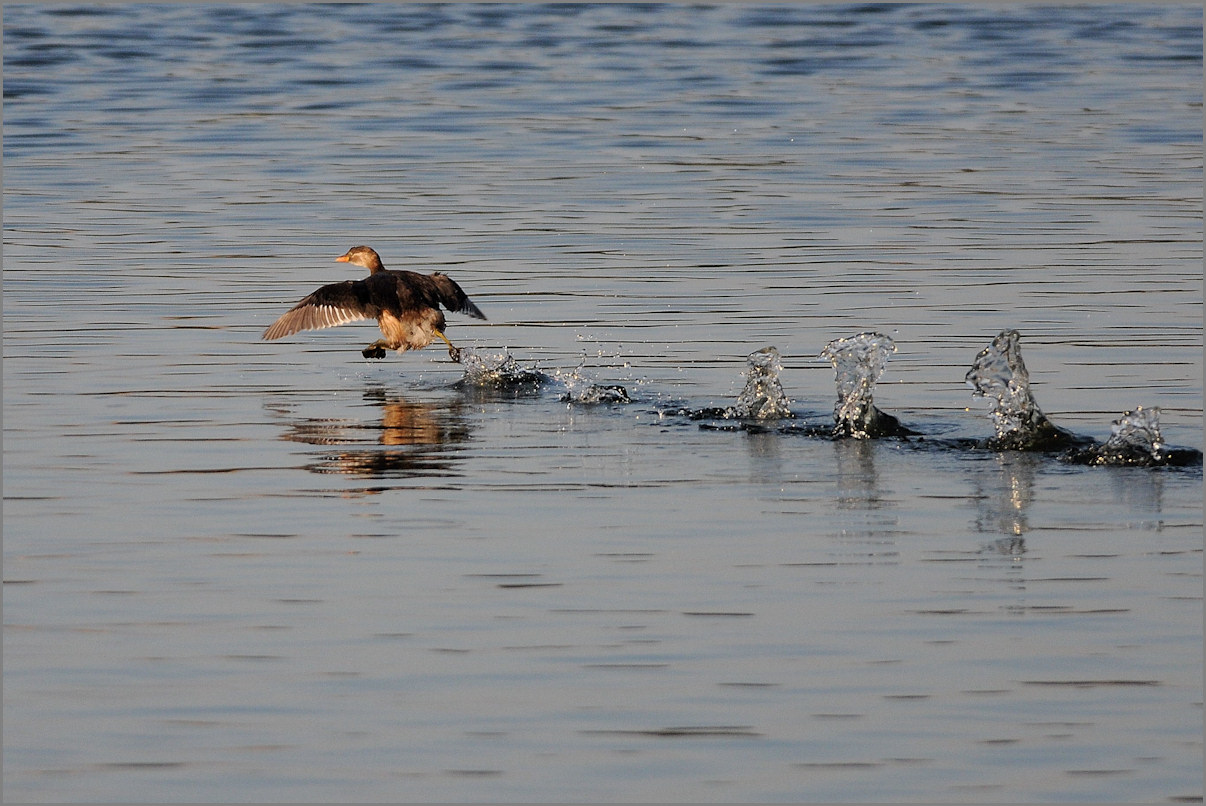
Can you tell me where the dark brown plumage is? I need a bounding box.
[262,246,486,361]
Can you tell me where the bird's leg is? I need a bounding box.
[435,330,462,363]
[362,340,389,359]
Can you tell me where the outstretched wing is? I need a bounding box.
[428,272,487,320]
[262,280,379,340]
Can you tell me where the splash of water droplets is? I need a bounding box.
[454,346,551,389]
[727,347,793,420]
[454,347,630,404]
[965,330,1046,437]
[1107,406,1165,455]
[553,358,632,405]
[1061,405,1198,466]
[965,330,1080,450]
[821,332,897,438]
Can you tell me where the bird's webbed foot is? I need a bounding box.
[434,330,462,363]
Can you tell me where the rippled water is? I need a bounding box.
[4,4,1202,802]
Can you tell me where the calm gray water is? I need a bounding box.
[4,4,1202,802]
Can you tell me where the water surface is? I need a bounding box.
[4,4,1202,802]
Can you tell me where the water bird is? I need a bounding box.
[262,246,486,361]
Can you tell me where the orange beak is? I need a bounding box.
[335,255,350,263]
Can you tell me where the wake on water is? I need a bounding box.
[445,333,1200,469]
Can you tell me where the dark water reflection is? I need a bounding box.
[831,438,887,513]
[970,452,1041,538]
[4,4,1201,803]
[276,386,474,479]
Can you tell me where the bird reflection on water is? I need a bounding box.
[272,350,636,481]
[279,387,473,479]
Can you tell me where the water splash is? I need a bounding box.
[820,332,912,438]
[454,339,1197,467]
[1107,406,1165,455]
[452,347,631,404]
[1062,406,1201,467]
[553,359,632,405]
[727,346,794,420]
[561,383,631,405]
[453,346,552,392]
[675,347,795,427]
[965,330,1081,450]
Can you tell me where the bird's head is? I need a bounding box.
[336,246,385,273]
